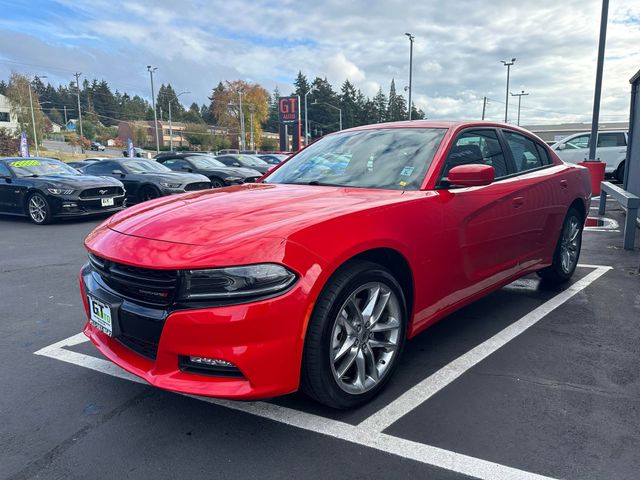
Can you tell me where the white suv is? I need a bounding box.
[551,131,628,181]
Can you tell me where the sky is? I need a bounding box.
[0,0,639,126]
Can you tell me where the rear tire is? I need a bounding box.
[301,260,407,409]
[139,185,160,202]
[26,192,53,225]
[537,207,583,284]
[615,162,625,183]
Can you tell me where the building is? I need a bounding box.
[524,122,629,143]
[0,93,19,132]
[118,120,231,148]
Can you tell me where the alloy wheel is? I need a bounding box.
[329,282,402,395]
[560,215,581,274]
[28,195,47,223]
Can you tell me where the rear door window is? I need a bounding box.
[503,131,545,173]
[597,132,626,147]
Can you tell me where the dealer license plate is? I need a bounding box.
[88,295,113,336]
[101,197,114,207]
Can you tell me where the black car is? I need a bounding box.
[67,160,98,170]
[257,154,288,165]
[90,141,106,151]
[79,158,211,203]
[214,154,271,174]
[155,153,262,187]
[0,157,125,225]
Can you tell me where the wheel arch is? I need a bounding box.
[569,197,586,222]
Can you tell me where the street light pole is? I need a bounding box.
[510,90,529,126]
[588,0,609,162]
[312,100,342,131]
[238,91,245,150]
[73,72,83,138]
[405,33,414,120]
[249,105,255,150]
[147,65,160,153]
[501,58,516,123]
[28,75,47,156]
[304,86,316,145]
[169,91,189,151]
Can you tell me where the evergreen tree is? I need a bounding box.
[339,80,358,130]
[373,87,387,123]
[0,80,7,95]
[264,86,280,133]
[183,102,204,123]
[208,82,226,125]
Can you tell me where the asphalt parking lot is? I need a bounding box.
[1,201,639,480]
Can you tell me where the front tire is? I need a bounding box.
[26,192,53,225]
[538,207,583,284]
[210,177,225,188]
[139,185,160,202]
[302,260,407,409]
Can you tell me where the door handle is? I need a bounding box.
[512,197,525,208]
[559,179,568,189]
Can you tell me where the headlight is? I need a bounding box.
[160,182,182,189]
[180,264,297,300]
[47,188,74,195]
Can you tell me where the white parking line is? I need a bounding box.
[34,264,612,480]
[357,265,612,433]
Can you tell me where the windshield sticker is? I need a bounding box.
[400,166,414,176]
[367,159,374,172]
[10,160,40,168]
[399,180,407,187]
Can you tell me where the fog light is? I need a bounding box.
[189,356,234,367]
[179,355,244,378]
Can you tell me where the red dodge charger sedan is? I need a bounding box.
[80,121,591,408]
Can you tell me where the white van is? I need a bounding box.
[551,131,628,181]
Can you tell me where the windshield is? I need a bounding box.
[264,128,446,190]
[186,155,226,168]
[237,155,268,167]
[125,160,172,173]
[8,158,80,177]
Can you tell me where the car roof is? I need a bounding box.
[0,156,62,163]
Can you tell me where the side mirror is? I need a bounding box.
[557,143,567,151]
[0,173,11,182]
[447,164,495,187]
[112,169,125,176]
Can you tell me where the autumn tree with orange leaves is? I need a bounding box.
[210,80,268,149]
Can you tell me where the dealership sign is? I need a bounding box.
[279,96,300,123]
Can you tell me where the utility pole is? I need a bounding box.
[510,90,529,126]
[73,72,83,138]
[147,66,160,153]
[405,33,415,120]
[501,58,516,123]
[238,91,245,150]
[249,105,255,151]
[63,105,68,125]
[481,96,487,120]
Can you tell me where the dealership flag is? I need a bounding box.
[127,138,135,158]
[19,131,29,157]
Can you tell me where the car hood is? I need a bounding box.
[106,183,410,246]
[34,174,122,188]
[224,166,262,177]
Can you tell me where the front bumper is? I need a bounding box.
[80,263,312,400]
[51,194,126,217]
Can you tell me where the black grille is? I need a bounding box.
[80,186,124,198]
[117,334,159,360]
[89,253,179,306]
[184,182,211,191]
[243,177,260,183]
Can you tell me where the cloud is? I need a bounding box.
[0,0,638,125]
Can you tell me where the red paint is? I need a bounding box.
[448,164,495,186]
[81,120,592,400]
